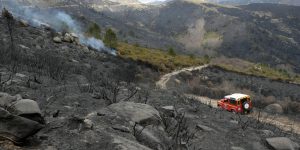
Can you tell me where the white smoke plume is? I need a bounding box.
[1,0,116,55]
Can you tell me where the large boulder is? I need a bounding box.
[99,102,161,126]
[264,103,284,114]
[266,137,299,150]
[8,99,43,123]
[9,99,41,116]
[0,108,43,143]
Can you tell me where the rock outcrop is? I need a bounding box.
[0,108,43,143]
[0,93,44,143]
[53,33,79,44]
[99,102,162,126]
[134,125,170,150]
[266,137,299,150]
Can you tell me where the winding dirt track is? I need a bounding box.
[156,65,209,89]
[156,65,300,135]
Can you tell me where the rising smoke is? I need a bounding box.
[1,0,115,55]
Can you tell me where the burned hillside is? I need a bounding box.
[0,4,299,150]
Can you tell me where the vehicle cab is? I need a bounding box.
[217,93,252,114]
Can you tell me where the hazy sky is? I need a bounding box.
[138,0,166,3]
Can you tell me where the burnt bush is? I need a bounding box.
[85,70,140,105]
[188,84,226,99]
[159,104,198,149]
[0,9,70,80]
[19,50,70,81]
[279,99,300,114]
[112,62,139,83]
[1,8,21,72]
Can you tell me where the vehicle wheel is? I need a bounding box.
[243,102,250,111]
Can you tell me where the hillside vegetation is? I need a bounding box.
[117,42,210,72]
[117,43,300,83]
[211,58,300,83]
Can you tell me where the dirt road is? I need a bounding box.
[156,65,208,89]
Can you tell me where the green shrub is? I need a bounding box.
[86,22,101,39]
[104,28,118,49]
[117,42,208,72]
[168,47,176,56]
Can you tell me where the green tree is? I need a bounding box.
[168,47,176,56]
[104,28,118,49]
[87,22,101,39]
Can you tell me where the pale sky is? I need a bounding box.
[138,0,167,3]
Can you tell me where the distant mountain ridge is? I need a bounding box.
[159,0,300,6]
[213,0,300,6]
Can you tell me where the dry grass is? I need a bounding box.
[117,42,209,72]
[211,57,300,83]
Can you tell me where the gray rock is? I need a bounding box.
[231,146,245,150]
[19,19,29,27]
[161,105,175,117]
[41,23,51,30]
[19,44,30,50]
[135,125,170,150]
[112,135,152,150]
[230,120,239,124]
[112,125,131,133]
[64,106,73,109]
[83,119,93,129]
[0,92,18,107]
[266,137,300,150]
[0,108,43,143]
[9,99,41,116]
[63,33,74,43]
[15,94,23,101]
[70,33,79,38]
[105,102,161,126]
[53,36,62,43]
[15,73,27,79]
[264,103,283,114]
[161,106,174,111]
[36,45,42,50]
[56,32,62,36]
[82,46,90,53]
[196,124,216,132]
